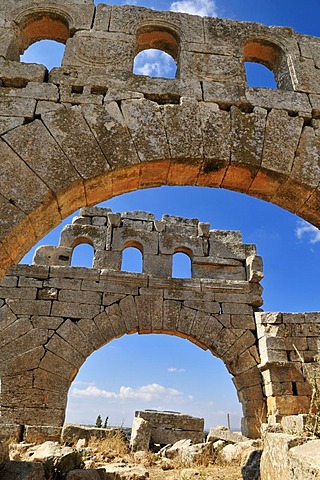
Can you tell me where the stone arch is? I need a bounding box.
[0,208,265,438]
[0,94,317,279]
[0,265,264,439]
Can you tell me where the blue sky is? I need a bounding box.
[20,0,320,431]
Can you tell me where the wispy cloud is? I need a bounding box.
[170,0,218,17]
[295,219,320,244]
[168,367,186,373]
[134,49,176,78]
[72,383,181,401]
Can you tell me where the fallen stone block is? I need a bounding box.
[61,423,126,445]
[0,460,45,479]
[289,439,320,479]
[220,439,261,464]
[260,433,306,480]
[130,417,151,452]
[30,441,82,478]
[101,463,149,479]
[66,470,103,479]
[207,425,249,444]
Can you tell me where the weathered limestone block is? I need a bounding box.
[42,107,109,179]
[0,60,46,87]
[135,293,163,331]
[24,425,62,444]
[281,414,310,435]
[245,88,311,115]
[101,463,149,480]
[260,433,306,480]
[159,232,204,256]
[137,410,204,431]
[291,127,320,188]
[289,440,320,479]
[119,295,139,333]
[61,424,126,445]
[112,227,158,255]
[108,5,205,43]
[143,253,172,277]
[82,102,140,169]
[30,441,82,477]
[2,82,59,101]
[33,246,73,267]
[93,3,112,32]
[152,428,204,445]
[0,116,24,135]
[45,334,85,368]
[130,417,152,452]
[163,98,203,182]
[260,110,304,176]
[193,256,246,281]
[0,28,19,61]
[207,426,249,444]
[220,439,261,464]
[0,95,36,119]
[0,461,45,479]
[202,81,246,106]
[55,320,96,357]
[233,107,267,167]
[198,103,230,186]
[180,50,243,82]
[121,99,170,162]
[3,120,86,217]
[59,223,106,251]
[63,32,134,73]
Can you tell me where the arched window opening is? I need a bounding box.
[243,39,293,90]
[244,62,277,89]
[172,251,192,279]
[71,243,94,268]
[20,40,65,70]
[134,49,177,78]
[134,26,179,79]
[121,246,143,273]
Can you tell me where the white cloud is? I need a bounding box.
[72,383,181,401]
[72,381,95,386]
[168,367,186,373]
[170,0,217,17]
[295,219,320,244]
[134,49,177,78]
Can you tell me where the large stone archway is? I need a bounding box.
[0,0,319,278]
[0,208,265,439]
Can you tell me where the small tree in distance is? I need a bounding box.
[104,416,109,428]
[95,414,102,428]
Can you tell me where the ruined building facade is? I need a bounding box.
[0,0,320,441]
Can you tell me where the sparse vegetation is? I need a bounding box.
[95,415,103,428]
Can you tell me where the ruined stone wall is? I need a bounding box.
[0,209,320,440]
[0,209,264,439]
[257,312,320,428]
[0,1,319,276]
[33,206,263,284]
